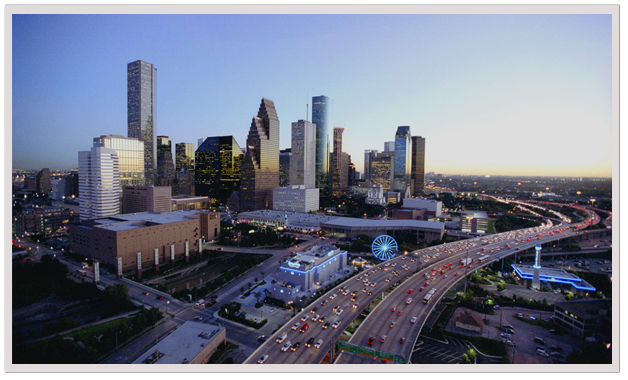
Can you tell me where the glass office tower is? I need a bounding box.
[93,134,145,190]
[195,136,244,205]
[176,142,195,172]
[411,136,426,196]
[393,126,412,194]
[364,149,378,184]
[240,98,280,211]
[156,136,175,186]
[127,60,156,185]
[312,95,330,189]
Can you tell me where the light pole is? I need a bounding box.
[166,300,170,318]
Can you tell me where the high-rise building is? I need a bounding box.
[78,147,120,221]
[122,185,172,214]
[156,136,175,186]
[384,141,395,152]
[364,149,378,183]
[36,168,50,194]
[290,119,316,189]
[176,143,195,172]
[279,149,292,187]
[240,98,280,211]
[64,171,79,199]
[331,127,344,194]
[198,137,207,149]
[195,136,244,205]
[411,136,426,196]
[370,151,394,191]
[127,60,156,185]
[347,156,356,187]
[312,95,330,189]
[393,126,412,195]
[340,152,350,192]
[93,134,145,189]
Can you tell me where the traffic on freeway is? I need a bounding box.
[246,201,599,364]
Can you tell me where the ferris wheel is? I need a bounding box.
[371,235,398,261]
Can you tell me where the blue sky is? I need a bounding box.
[12,13,612,177]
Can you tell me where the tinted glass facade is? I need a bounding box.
[411,136,426,196]
[364,149,378,183]
[93,135,145,190]
[312,95,330,188]
[279,149,292,187]
[176,142,195,172]
[127,60,156,185]
[393,126,412,193]
[195,136,244,205]
[240,98,280,211]
[371,151,394,191]
[156,136,175,186]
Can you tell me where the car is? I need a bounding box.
[493,305,500,310]
[336,309,343,316]
[351,291,357,297]
[410,316,417,324]
[551,352,564,359]
[311,307,318,314]
[367,337,375,346]
[301,316,308,322]
[362,287,368,293]
[353,303,359,309]
[406,298,412,305]
[390,321,396,328]
[407,289,413,294]
[323,322,330,329]
[332,320,341,329]
[518,313,523,318]
[351,296,357,302]
[330,294,337,300]
[391,307,396,312]
[321,300,328,306]
[319,316,326,323]
[157,296,165,300]
[333,305,340,312]
[312,314,320,322]
[291,342,300,351]
[399,337,406,344]
[314,339,324,349]
[442,275,447,279]
[419,287,424,292]
[397,311,403,316]
[281,341,292,352]
[537,348,549,357]
[144,292,150,296]
[386,278,391,282]
[258,335,267,341]
[194,316,203,321]
[305,337,315,348]
[257,354,269,363]
[380,335,387,343]
[367,291,373,296]
[292,322,300,330]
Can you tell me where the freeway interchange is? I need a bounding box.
[245,210,597,365]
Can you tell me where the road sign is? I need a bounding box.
[339,341,404,363]
[338,341,357,354]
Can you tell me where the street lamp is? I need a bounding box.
[166,300,170,317]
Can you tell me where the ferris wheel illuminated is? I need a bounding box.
[371,235,397,261]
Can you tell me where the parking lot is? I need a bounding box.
[411,335,502,364]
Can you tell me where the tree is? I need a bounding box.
[253,291,264,304]
[103,284,132,313]
[460,353,470,364]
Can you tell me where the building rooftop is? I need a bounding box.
[320,218,445,231]
[512,264,596,292]
[91,210,214,232]
[133,321,224,364]
[554,299,612,317]
[461,210,489,219]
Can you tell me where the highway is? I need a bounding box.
[246,200,601,365]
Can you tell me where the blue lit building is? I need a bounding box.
[393,126,412,196]
[511,264,596,297]
[272,244,348,302]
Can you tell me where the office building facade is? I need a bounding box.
[331,127,345,194]
[156,136,175,186]
[94,134,145,189]
[273,185,320,213]
[176,142,195,172]
[36,168,50,194]
[393,126,412,195]
[122,185,172,214]
[279,149,292,187]
[370,151,394,191]
[411,136,426,196]
[364,149,378,184]
[127,60,157,185]
[194,136,244,206]
[78,147,120,221]
[240,98,280,211]
[290,119,316,189]
[312,95,330,189]
[384,141,395,152]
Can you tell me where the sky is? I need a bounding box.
[11,13,613,177]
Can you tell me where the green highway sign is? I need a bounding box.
[357,346,375,358]
[338,341,357,354]
[338,341,405,363]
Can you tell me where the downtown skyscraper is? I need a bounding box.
[312,95,330,190]
[290,120,316,189]
[332,127,346,194]
[176,142,195,172]
[411,136,426,196]
[78,147,120,220]
[127,60,156,185]
[195,136,244,205]
[156,136,176,186]
[240,98,280,211]
[393,126,412,196]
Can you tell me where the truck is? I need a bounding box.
[460,258,473,267]
[478,255,490,263]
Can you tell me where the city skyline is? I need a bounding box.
[12,13,612,177]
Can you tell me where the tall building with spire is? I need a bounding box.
[393,126,412,195]
[411,136,426,196]
[127,60,156,185]
[312,95,330,190]
[240,98,280,211]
